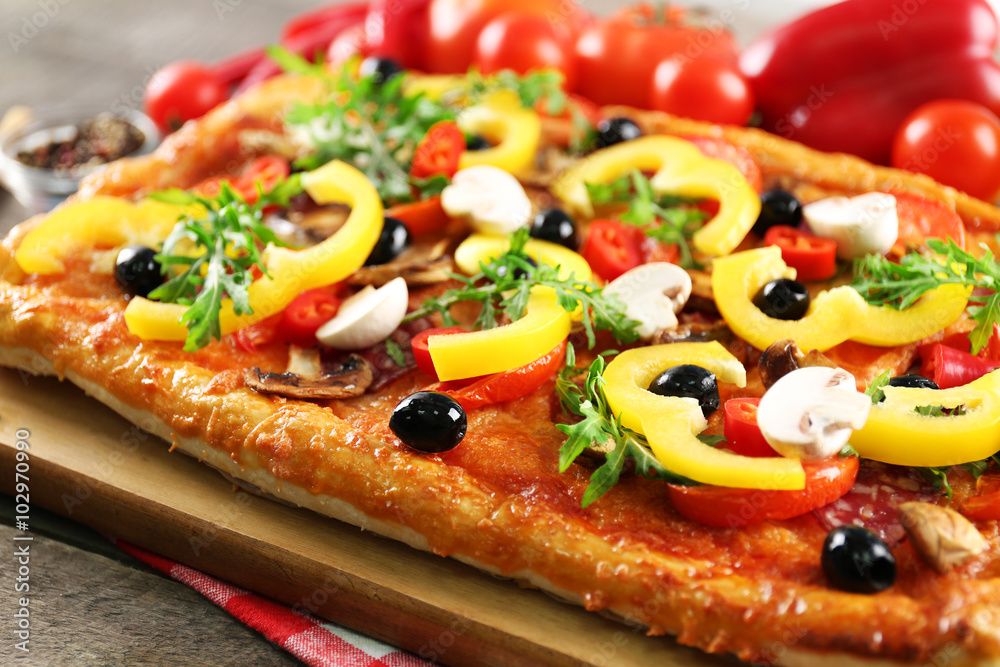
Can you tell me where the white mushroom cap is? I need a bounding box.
[803,192,898,260]
[757,366,871,461]
[604,263,692,339]
[441,165,532,236]
[316,277,409,350]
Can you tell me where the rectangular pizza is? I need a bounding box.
[4,52,1000,667]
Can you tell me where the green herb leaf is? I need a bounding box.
[585,170,707,268]
[147,179,301,351]
[283,61,456,205]
[405,228,639,347]
[464,68,569,114]
[384,338,406,367]
[555,350,697,507]
[851,238,1000,354]
[265,45,327,77]
[864,369,892,404]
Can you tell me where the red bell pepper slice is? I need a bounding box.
[962,474,1000,521]
[763,225,837,281]
[278,287,342,346]
[385,197,451,237]
[978,323,1000,363]
[411,327,468,380]
[411,121,465,180]
[723,398,777,458]
[920,343,1000,390]
[667,455,860,528]
[438,340,567,412]
[580,219,644,281]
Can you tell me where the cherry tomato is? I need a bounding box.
[723,398,777,458]
[385,196,452,237]
[473,12,577,90]
[892,100,1000,202]
[962,473,1000,521]
[144,61,228,134]
[411,121,465,180]
[278,288,342,346]
[439,340,567,411]
[194,156,290,204]
[574,4,738,109]
[763,225,837,282]
[232,314,281,355]
[580,219,645,281]
[650,57,754,126]
[426,0,583,74]
[891,192,966,256]
[667,455,860,528]
[411,327,468,380]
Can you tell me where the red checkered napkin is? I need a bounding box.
[109,538,433,667]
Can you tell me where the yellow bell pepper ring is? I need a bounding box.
[15,197,202,275]
[454,233,592,283]
[602,342,806,490]
[428,287,571,381]
[550,135,761,257]
[851,371,1000,467]
[124,160,383,342]
[456,90,541,177]
[712,246,970,352]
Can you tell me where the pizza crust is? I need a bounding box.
[4,72,1000,666]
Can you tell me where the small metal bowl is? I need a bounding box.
[0,105,160,214]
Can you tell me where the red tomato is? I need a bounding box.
[474,12,577,90]
[441,340,567,411]
[891,192,966,256]
[364,0,433,70]
[426,0,582,74]
[722,398,777,458]
[232,315,281,354]
[411,327,468,380]
[667,455,860,528]
[763,225,837,282]
[962,474,1000,521]
[144,61,228,134]
[892,100,1000,202]
[385,196,452,236]
[194,156,290,204]
[411,121,465,180]
[580,220,645,281]
[574,4,738,109]
[278,288,342,346]
[650,57,754,126]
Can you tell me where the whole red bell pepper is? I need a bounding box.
[740,0,1000,165]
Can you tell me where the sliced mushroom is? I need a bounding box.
[759,339,838,390]
[803,192,898,260]
[441,165,532,235]
[757,366,871,461]
[347,238,454,287]
[899,501,987,574]
[316,277,409,350]
[245,346,374,399]
[604,263,692,339]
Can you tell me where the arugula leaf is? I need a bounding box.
[265,45,327,77]
[384,338,406,367]
[851,238,1000,354]
[147,179,300,351]
[405,228,640,348]
[463,68,569,115]
[864,369,892,404]
[282,60,456,205]
[585,170,708,268]
[555,350,697,507]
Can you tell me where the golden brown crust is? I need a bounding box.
[4,74,1000,666]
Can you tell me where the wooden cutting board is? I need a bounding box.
[0,367,737,666]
